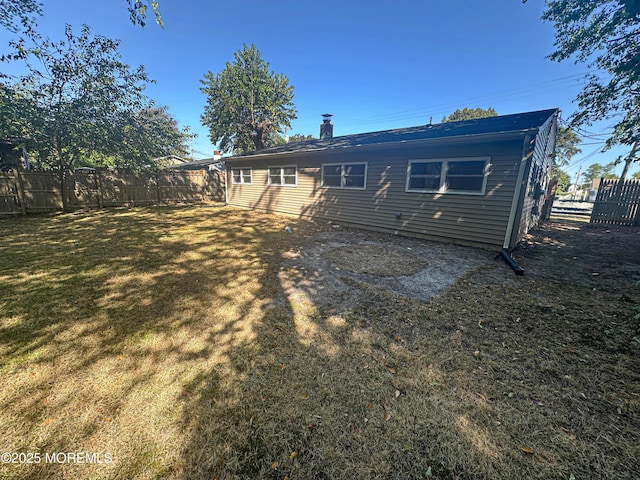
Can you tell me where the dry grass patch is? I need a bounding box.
[325,244,428,276]
[0,209,638,479]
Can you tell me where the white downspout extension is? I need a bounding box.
[503,134,532,249]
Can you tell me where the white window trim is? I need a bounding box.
[405,157,489,195]
[231,167,252,185]
[321,162,368,190]
[268,165,298,187]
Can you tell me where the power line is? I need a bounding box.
[338,72,592,129]
[566,143,607,169]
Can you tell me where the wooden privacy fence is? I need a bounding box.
[0,168,225,215]
[591,178,640,226]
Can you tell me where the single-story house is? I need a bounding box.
[224,109,558,250]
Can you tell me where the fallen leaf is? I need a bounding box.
[271,461,279,469]
[384,411,392,421]
[387,366,398,375]
[520,447,534,455]
[476,393,494,402]
[290,451,298,460]
[280,363,286,370]
[395,390,401,398]
[42,418,53,426]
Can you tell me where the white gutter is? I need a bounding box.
[503,134,532,249]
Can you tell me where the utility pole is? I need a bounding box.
[572,165,581,201]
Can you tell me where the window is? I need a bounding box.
[321,162,367,189]
[268,165,297,186]
[231,167,252,185]
[406,158,488,194]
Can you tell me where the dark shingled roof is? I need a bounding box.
[166,157,222,170]
[230,108,558,159]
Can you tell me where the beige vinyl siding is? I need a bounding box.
[227,137,525,248]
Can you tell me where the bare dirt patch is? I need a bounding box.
[325,244,428,276]
[281,228,495,308]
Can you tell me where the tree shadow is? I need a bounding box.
[0,205,315,479]
[2,208,637,479]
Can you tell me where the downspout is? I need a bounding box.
[500,134,533,275]
[224,161,229,205]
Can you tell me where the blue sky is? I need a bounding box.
[1,0,636,178]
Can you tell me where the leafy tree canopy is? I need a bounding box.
[288,133,315,143]
[200,44,297,154]
[0,0,41,32]
[581,161,618,187]
[555,125,582,167]
[531,0,640,180]
[0,0,162,32]
[1,24,188,174]
[127,0,163,27]
[553,168,571,193]
[441,107,498,123]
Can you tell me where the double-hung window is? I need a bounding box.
[231,167,252,185]
[268,165,297,186]
[321,162,367,189]
[406,158,488,194]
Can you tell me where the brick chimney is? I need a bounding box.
[320,114,333,140]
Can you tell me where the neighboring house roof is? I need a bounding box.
[153,154,190,166]
[165,158,224,170]
[228,108,558,160]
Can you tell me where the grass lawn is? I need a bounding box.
[0,206,638,479]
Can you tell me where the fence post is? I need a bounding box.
[156,170,161,204]
[95,168,104,209]
[13,168,27,216]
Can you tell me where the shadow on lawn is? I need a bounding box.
[1,210,638,480]
[0,206,327,479]
[176,218,640,480]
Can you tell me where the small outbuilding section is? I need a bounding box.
[224,109,558,249]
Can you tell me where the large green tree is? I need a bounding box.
[441,107,498,123]
[200,44,297,154]
[534,0,640,181]
[4,25,184,206]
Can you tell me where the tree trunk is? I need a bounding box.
[618,140,639,183]
[59,168,69,211]
[253,125,265,150]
